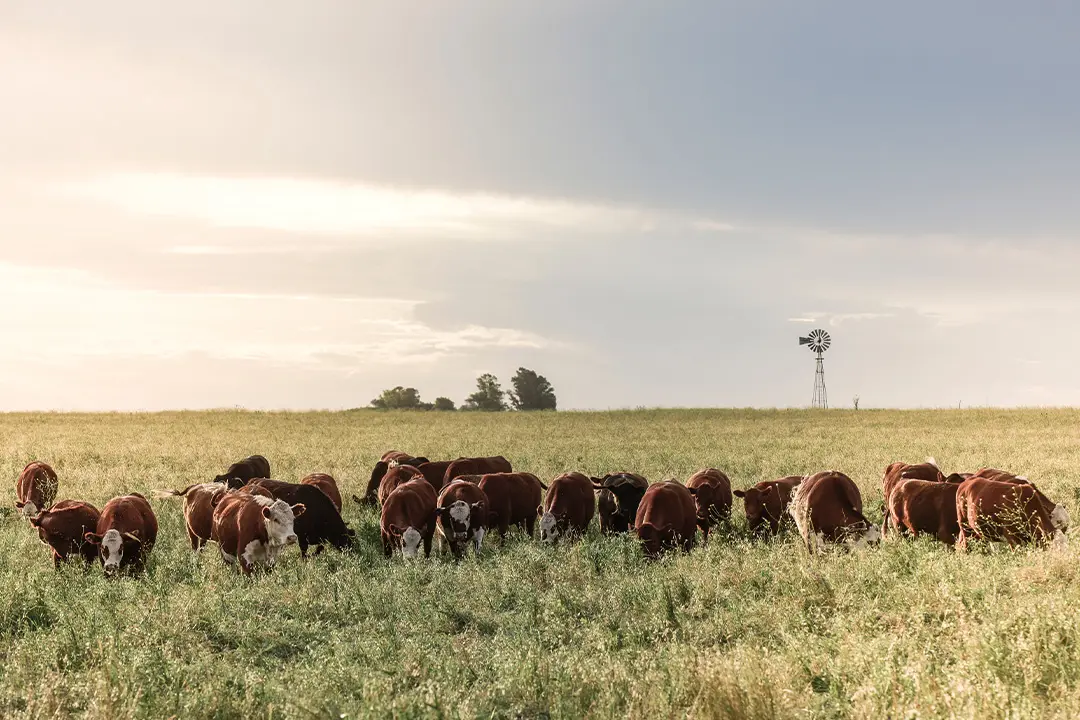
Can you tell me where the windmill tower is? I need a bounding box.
[798,329,831,409]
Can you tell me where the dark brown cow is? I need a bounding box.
[15,461,59,517]
[733,475,803,536]
[634,480,698,558]
[300,473,342,511]
[444,456,513,486]
[29,500,100,567]
[243,478,354,556]
[956,476,1067,550]
[376,464,426,506]
[380,478,437,558]
[478,472,546,540]
[788,471,880,553]
[591,473,649,534]
[84,494,159,574]
[214,455,271,490]
[434,480,489,559]
[886,479,961,544]
[157,482,226,550]
[361,451,431,505]
[686,468,733,543]
[538,472,596,543]
[211,491,306,574]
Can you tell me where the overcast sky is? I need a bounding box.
[2,1,1079,410]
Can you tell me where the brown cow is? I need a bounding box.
[788,471,880,553]
[377,464,426,506]
[157,482,226,550]
[886,479,961,544]
[361,451,431,505]
[434,480,489,559]
[634,480,698,558]
[380,478,437,558]
[15,461,59,517]
[478,472,546,540]
[686,468,733,543]
[956,476,1067,550]
[880,459,950,535]
[444,456,513,486]
[591,473,649,534]
[84,494,159,574]
[211,492,306,573]
[538,472,596,543]
[29,500,100,567]
[243,478,355,556]
[214,455,271,490]
[300,473,342,511]
[733,475,803,536]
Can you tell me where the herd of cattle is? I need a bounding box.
[11,451,1072,575]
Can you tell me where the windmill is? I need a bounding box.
[798,329,831,409]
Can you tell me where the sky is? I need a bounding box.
[2,0,1080,410]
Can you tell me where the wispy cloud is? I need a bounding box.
[789,312,894,327]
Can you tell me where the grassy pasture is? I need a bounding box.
[1,408,1080,719]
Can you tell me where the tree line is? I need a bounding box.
[369,368,557,412]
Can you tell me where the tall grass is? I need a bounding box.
[0,408,1079,718]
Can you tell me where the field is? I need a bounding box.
[2,408,1080,719]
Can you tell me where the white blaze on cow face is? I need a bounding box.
[100,529,125,572]
[539,511,558,543]
[19,501,38,517]
[260,498,299,547]
[448,501,471,539]
[1051,504,1070,532]
[473,527,485,555]
[401,527,422,558]
[847,524,882,550]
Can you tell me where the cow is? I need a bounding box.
[478,472,547,540]
[880,459,950,535]
[966,469,1070,533]
[591,473,649,534]
[29,500,100,567]
[788,471,880,553]
[634,480,698,558]
[886,479,961,544]
[156,482,226,550]
[376,464,426,506]
[84,493,159,575]
[15,461,59,517]
[361,451,431,505]
[956,476,1067,550]
[380,478,437,559]
[213,455,271,490]
[243,478,354,556]
[300,472,342,511]
[685,468,733,543]
[538,472,596,543]
[444,456,513,486]
[733,475,803,537]
[434,480,488,559]
[211,492,305,574]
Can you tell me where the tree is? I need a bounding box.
[433,397,457,411]
[509,367,557,411]
[462,374,507,411]
[369,386,423,410]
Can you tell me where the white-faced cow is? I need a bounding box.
[956,476,1068,550]
[84,493,159,575]
[538,472,595,543]
[211,492,305,574]
[435,480,488,559]
[788,471,880,553]
[381,477,437,559]
[15,461,59,517]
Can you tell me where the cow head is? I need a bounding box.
[435,500,479,542]
[213,474,247,490]
[733,487,768,533]
[637,522,672,559]
[84,529,143,574]
[538,507,560,543]
[591,474,647,528]
[262,500,305,546]
[389,525,423,558]
[843,521,882,550]
[15,500,37,517]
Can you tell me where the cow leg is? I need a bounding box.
[525,515,536,537]
[423,532,433,558]
[298,540,309,559]
[956,528,969,552]
[187,527,204,551]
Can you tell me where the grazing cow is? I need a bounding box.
[375,464,426,506]
[538,472,596,543]
[788,471,880,553]
[84,494,159,574]
[956,476,1067,550]
[591,473,649,534]
[886,479,961,544]
[300,473,342,511]
[635,480,698,558]
[733,476,803,536]
[880,459,949,535]
[157,482,226,550]
[434,480,488,559]
[686,468,733,543]
[361,451,431,505]
[380,478,437,559]
[29,500,100,567]
[967,469,1070,532]
[243,479,354,556]
[213,455,271,490]
[444,456,513,486]
[212,492,306,574]
[15,461,59,517]
[478,472,547,539]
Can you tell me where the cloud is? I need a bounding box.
[789,312,895,327]
[58,172,731,241]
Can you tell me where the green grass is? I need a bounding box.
[2,408,1080,719]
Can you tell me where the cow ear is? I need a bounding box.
[28,513,43,527]
[290,503,306,518]
[388,524,403,536]
[14,501,24,509]
[536,505,544,517]
[123,532,142,545]
[733,490,745,498]
[84,532,103,545]
[413,457,430,465]
[687,487,699,496]
[261,506,272,519]
[471,502,483,514]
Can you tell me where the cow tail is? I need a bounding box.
[154,484,199,499]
